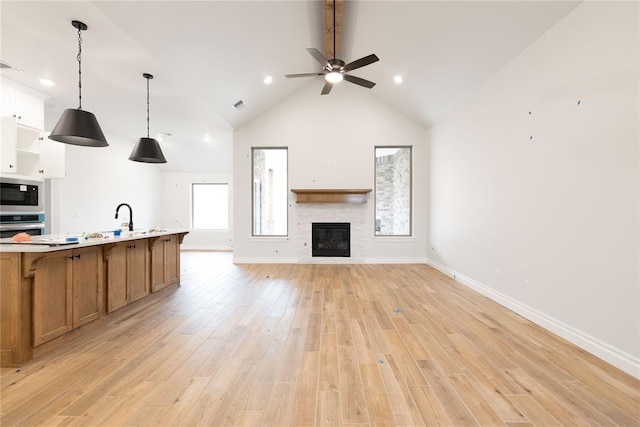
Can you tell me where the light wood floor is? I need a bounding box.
[1,252,638,426]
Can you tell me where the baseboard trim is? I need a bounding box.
[426,258,640,379]
[233,257,298,264]
[365,257,428,264]
[181,245,233,251]
[233,257,428,265]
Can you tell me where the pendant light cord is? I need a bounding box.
[146,77,150,138]
[77,25,83,110]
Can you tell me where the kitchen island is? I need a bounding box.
[0,229,188,366]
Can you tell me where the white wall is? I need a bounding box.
[49,132,163,234]
[233,82,428,263]
[160,172,233,250]
[427,2,639,376]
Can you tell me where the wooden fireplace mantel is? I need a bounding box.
[291,189,372,204]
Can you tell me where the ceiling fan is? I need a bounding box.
[285,0,379,95]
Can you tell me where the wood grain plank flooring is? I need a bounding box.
[1,251,638,426]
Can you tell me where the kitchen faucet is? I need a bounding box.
[115,203,134,231]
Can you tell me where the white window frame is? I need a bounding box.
[251,147,288,237]
[374,146,413,237]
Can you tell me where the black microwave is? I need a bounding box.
[0,177,44,213]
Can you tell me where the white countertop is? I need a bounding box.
[0,229,189,253]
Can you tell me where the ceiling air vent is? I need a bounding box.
[0,60,23,72]
[233,100,245,111]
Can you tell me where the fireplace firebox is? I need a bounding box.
[312,222,350,257]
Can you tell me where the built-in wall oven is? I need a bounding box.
[0,177,45,238]
[0,213,45,238]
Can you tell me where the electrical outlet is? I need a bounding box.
[523,279,530,292]
[496,269,502,281]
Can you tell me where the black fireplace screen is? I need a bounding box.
[312,222,350,257]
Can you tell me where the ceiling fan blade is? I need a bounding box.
[343,74,376,89]
[321,81,333,95]
[307,48,331,69]
[285,72,324,78]
[343,54,379,72]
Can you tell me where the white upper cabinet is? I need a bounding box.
[1,116,18,173]
[1,86,16,118]
[1,84,45,130]
[14,91,45,130]
[37,133,66,178]
[1,79,65,177]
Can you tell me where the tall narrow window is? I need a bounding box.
[252,147,288,236]
[192,183,229,230]
[375,146,412,236]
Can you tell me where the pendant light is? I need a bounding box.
[129,73,167,163]
[49,20,108,147]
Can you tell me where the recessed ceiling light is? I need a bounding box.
[394,75,403,84]
[263,76,273,85]
[203,134,211,142]
[39,78,55,87]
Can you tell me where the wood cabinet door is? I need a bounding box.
[151,234,183,292]
[165,236,179,286]
[33,251,73,346]
[107,243,128,313]
[129,239,149,302]
[72,247,103,328]
[151,238,165,292]
[1,253,21,361]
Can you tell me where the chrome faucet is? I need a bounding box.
[115,203,133,231]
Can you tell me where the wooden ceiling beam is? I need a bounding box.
[324,0,342,59]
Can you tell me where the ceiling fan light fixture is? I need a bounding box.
[284,0,378,95]
[325,71,343,83]
[49,20,108,147]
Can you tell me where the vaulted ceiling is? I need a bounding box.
[1,1,579,172]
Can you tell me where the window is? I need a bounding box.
[375,146,412,236]
[252,147,288,236]
[192,183,229,230]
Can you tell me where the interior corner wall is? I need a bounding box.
[233,82,428,263]
[160,172,233,250]
[427,2,639,376]
[52,132,163,234]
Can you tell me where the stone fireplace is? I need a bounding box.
[292,189,370,264]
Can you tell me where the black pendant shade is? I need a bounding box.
[49,20,108,148]
[49,108,108,147]
[129,73,167,163]
[129,137,167,163]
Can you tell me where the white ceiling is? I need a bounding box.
[1,1,579,172]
